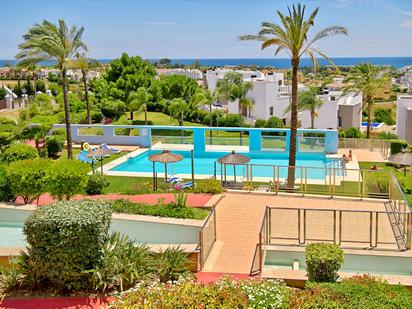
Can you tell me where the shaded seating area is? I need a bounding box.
[218,151,250,189]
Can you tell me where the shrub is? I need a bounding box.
[305,242,344,283]
[194,179,223,194]
[114,276,289,308]
[1,144,39,164]
[390,140,409,155]
[6,159,50,204]
[374,108,394,125]
[342,127,362,138]
[23,199,112,291]
[265,116,284,128]
[87,232,151,292]
[47,159,89,200]
[45,135,65,157]
[51,128,67,136]
[0,132,14,149]
[0,117,16,125]
[0,164,14,202]
[378,131,398,140]
[152,247,192,283]
[290,275,412,308]
[86,173,109,195]
[254,119,266,128]
[173,191,187,209]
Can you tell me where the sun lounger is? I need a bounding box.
[166,176,183,184]
[76,150,96,164]
[175,181,193,190]
[101,143,121,154]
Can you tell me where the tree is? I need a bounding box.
[159,58,172,66]
[285,87,324,129]
[344,64,390,138]
[127,87,151,124]
[374,107,394,126]
[192,88,217,142]
[159,74,199,102]
[240,4,348,187]
[168,98,188,127]
[72,53,92,124]
[16,19,87,159]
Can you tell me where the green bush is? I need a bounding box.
[305,242,344,283]
[254,119,266,128]
[47,159,89,200]
[265,116,284,128]
[23,199,112,291]
[390,140,409,155]
[86,173,109,195]
[87,232,151,292]
[6,159,51,204]
[1,144,39,164]
[45,135,65,157]
[374,108,395,125]
[0,117,16,125]
[152,247,192,283]
[378,131,398,140]
[0,164,14,202]
[194,179,223,194]
[0,132,14,149]
[290,275,412,308]
[51,128,67,136]
[342,127,362,138]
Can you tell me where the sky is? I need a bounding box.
[1,0,412,59]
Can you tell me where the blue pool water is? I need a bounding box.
[110,150,340,179]
[0,222,25,247]
[361,122,382,128]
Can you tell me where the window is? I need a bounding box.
[269,107,274,116]
[278,80,282,86]
[330,96,336,101]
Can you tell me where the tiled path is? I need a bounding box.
[202,193,396,274]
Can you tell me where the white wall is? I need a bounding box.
[397,95,412,140]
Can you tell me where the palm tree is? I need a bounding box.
[127,87,151,124]
[168,98,188,127]
[72,53,91,124]
[239,4,348,187]
[192,88,217,142]
[344,63,390,138]
[285,87,323,129]
[16,19,87,159]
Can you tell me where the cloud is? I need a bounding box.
[401,20,412,28]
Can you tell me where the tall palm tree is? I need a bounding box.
[240,4,348,187]
[127,87,151,124]
[344,63,390,138]
[16,19,87,159]
[192,88,217,142]
[285,87,324,129]
[72,53,91,124]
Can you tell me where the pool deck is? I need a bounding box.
[202,192,411,280]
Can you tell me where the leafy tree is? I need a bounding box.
[168,98,188,126]
[159,58,172,66]
[24,76,34,95]
[192,88,217,141]
[159,74,199,102]
[13,80,23,97]
[240,4,348,187]
[72,53,92,124]
[20,124,52,150]
[0,87,6,100]
[265,116,284,128]
[127,87,151,123]
[35,79,46,93]
[16,19,87,159]
[216,71,254,116]
[345,64,390,138]
[373,107,394,125]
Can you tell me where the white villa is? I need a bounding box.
[205,69,362,129]
[157,68,203,80]
[396,95,412,143]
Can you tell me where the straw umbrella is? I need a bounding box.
[388,151,412,191]
[218,150,250,184]
[86,148,114,174]
[148,150,183,190]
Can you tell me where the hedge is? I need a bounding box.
[1,144,39,164]
[390,140,409,155]
[0,164,14,202]
[305,242,344,283]
[23,199,112,290]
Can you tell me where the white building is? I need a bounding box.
[396,95,412,143]
[206,69,291,123]
[157,68,203,80]
[300,90,362,129]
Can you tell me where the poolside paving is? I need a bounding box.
[202,192,400,274]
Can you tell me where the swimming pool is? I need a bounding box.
[110,150,341,180]
[0,222,26,247]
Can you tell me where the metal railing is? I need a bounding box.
[250,207,269,275]
[198,205,217,271]
[152,135,194,145]
[339,138,390,159]
[265,206,411,251]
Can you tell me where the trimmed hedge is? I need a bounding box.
[6,159,51,204]
[23,200,112,290]
[1,144,39,164]
[390,140,409,155]
[45,135,65,157]
[305,242,344,283]
[47,159,89,200]
[0,164,14,202]
[86,173,109,195]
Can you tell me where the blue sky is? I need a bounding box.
[1,0,412,59]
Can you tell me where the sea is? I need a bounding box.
[1,57,412,69]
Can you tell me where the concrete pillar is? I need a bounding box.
[193,128,205,155]
[140,127,152,148]
[325,130,338,154]
[249,130,261,152]
[285,130,291,153]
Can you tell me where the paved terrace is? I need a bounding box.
[203,192,403,274]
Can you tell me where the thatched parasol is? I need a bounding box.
[218,151,250,184]
[148,150,183,189]
[86,148,114,174]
